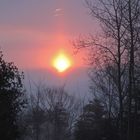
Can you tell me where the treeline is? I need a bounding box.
[20,86,81,140]
[0,50,118,140]
[0,50,80,140]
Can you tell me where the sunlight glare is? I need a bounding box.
[53,53,71,72]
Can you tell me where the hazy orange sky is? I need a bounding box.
[0,0,98,71]
[0,0,99,96]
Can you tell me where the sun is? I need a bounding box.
[53,53,71,72]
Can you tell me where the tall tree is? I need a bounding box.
[121,1,140,139]
[74,0,128,139]
[0,50,26,140]
[74,0,140,139]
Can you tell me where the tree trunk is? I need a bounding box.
[127,0,135,140]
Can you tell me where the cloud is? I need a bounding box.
[54,8,64,16]
[55,8,62,12]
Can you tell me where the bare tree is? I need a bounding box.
[74,0,129,139]
[41,87,81,140]
[121,1,140,139]
[74,0,140,139]
[25,85,46,140]
[23,84,81,140]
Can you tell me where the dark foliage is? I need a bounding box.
[0,51,26,140]
[74,99,118,140]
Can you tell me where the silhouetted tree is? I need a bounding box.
[48,102,69,140]
[74,0,128,138]
[120,1,140,139]
[74,0,140,139]
[23,85,80,140]
[43,87,80,140]
[0,50,26,140]
[75,99,118,140]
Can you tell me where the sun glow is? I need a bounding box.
[53,53,71,72]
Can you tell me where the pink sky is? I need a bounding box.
[0,0,99,96]
[0,0,98,71]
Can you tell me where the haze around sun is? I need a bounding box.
[52,51,72,73]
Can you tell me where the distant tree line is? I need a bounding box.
[20,86,81,140]
[0,50,82,140]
